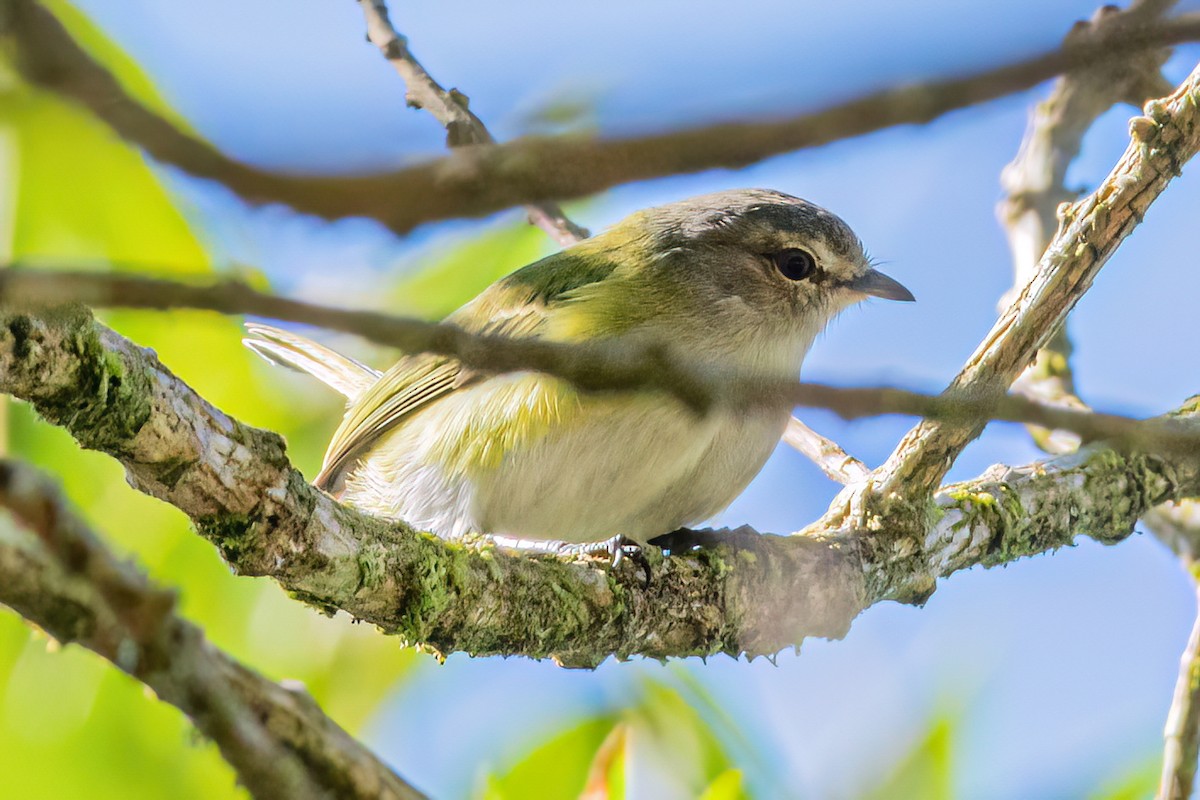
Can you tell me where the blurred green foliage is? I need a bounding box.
[861,715,954,800]
[480,678,752,799]
[0,3,418,797]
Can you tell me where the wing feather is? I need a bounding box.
[313,246,629,492]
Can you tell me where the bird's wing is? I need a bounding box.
[314,248,626,492]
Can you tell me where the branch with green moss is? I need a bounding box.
[7,0,1200,236]
[0,458,425,800]
[1,305,1196,666]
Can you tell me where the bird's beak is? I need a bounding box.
[849,269,915,302]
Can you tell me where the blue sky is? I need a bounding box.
[69,0,1200,796]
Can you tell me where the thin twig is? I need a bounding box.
[1159,561,1200,800]
[7,0,1200,235]
[783,417,870,484]
[0,460,426,800]
[356,0,586,246]
[998,2,1174,454]
[3,268,1200,456]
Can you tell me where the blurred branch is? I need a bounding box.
[4,271,1200,454]
[6,0,1200,234]
[0,459,425,800]
[842,56,1200,519]
[998,2,1174,454]
[0,306,1198,663]
[1159,560,1200,800]
[355,0,586,246]
[783,417,870,484]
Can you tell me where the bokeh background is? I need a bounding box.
[3,0,1200,797]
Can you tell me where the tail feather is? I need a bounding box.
[243,323,380,402]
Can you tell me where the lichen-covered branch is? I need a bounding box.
[1,306,1196,665]
[999,2,1174,454]
[7,0,1200,236]
[0,459,426,800]
[3,272,1200,455]
[866,57,1200,502]
[355,0,586,246]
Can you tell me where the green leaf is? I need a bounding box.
[1086,755,1161,800]
[699,769,748,800]
[479,715,617,800]
[627,678,738,792]
[860,716,955,800]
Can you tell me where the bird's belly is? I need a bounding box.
[341,375,787,544]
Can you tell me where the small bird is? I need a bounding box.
[245,189,912,548]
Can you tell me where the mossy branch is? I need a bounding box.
[1,306,1197,666]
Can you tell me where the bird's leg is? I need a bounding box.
[487,534,641,566]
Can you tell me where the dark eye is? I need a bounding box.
[771,249,817,281]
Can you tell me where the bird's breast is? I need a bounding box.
[342,372,788,544]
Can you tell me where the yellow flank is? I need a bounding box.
[434,374,582,474]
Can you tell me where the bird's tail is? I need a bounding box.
[242,323,380,402]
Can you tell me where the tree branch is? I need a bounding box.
[783,417,870,484]
[1158,560,1200,800]
[0,305,1196,664]
[0,459,425,800]
[3,270,1199,456]
[861,56,1200,505]
[355,0,586,246]
[998,2,1174,454]
[7,0,1200,235]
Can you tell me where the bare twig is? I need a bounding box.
[7,0,1200,235]
[783,417,870,484]
[3,268,1200,455]
[1159,561,1200,800]
[857,57,1200,506]
[2,306,1198,662]
[0,459,426,800]
[998,2,1174,454]
[356,0,586,246]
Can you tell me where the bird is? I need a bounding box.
[244,189,913,550]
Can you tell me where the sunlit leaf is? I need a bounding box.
[479,715,617,800]
[1086,756,1161,800]
[860,716,954,800]
[699,768,748,800]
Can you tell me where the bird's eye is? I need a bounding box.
[771,249,817,281]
